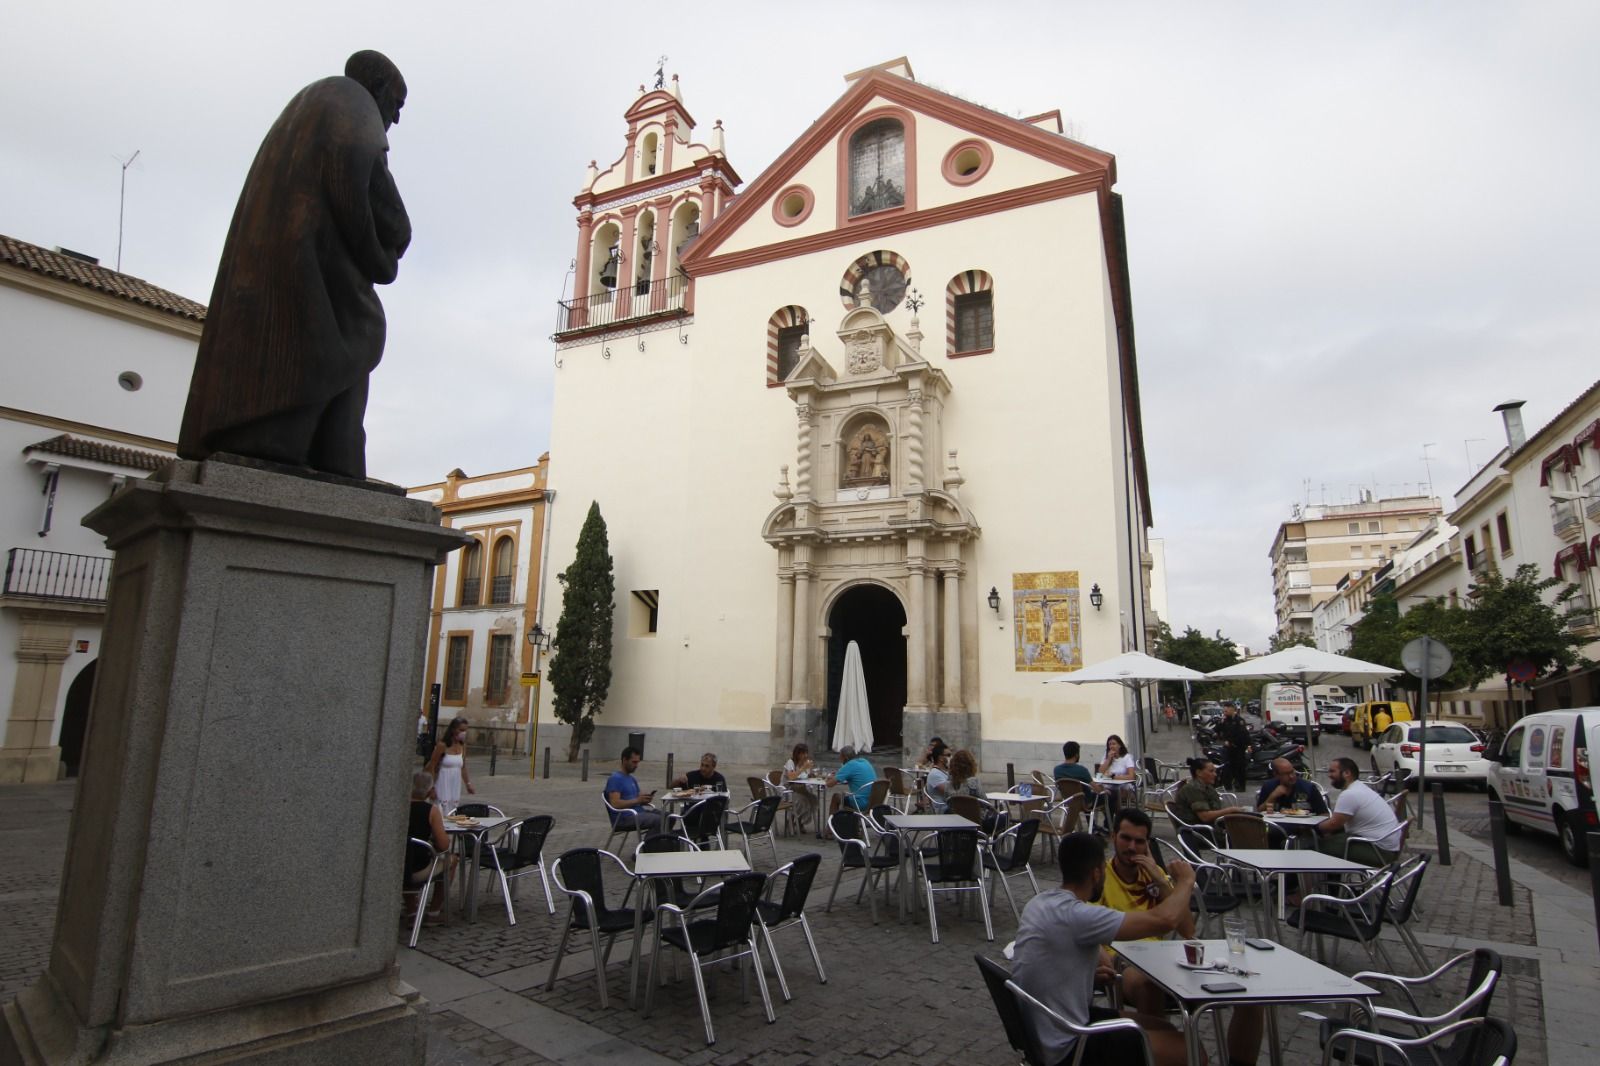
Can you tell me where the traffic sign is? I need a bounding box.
[1402,637,1452,681]
[520,672,540,687]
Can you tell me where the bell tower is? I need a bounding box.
[560,72,741,336]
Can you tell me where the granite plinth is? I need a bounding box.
[0,459,466,1064]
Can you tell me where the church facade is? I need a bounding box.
[544,60,1155,767]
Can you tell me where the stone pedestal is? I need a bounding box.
[1,459,466,1065]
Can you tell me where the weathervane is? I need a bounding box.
[653,56,667,91]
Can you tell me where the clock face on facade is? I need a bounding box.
[841,252,911,315]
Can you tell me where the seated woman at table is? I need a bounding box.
[782,742,818,827]
[924,743,953,811]
[1098,734,1137,782]
[1255,757,1328,814]
[947,749,983,802]
[405,770,457,923]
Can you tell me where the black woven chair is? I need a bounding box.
[982,817,1042,923]
[755,853,826,1001]
[672,795,728,849]
[1290,867,1397,968]
[824,808,897,923]
[975,953,1045,1066]
[478,813,555,923]
[544,847,648,1008]
[645,870,774,1045]
[1321,1017,1515,1066]
[1314,948,1504,1066]
[916,827,992,943]
[631,832,719,911]
[725,794,782,867]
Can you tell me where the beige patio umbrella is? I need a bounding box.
[1048,651,1210,757]
[1208,647,1399,773]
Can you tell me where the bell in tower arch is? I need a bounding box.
[598,245,620,289]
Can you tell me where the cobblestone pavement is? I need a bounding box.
[4,732,1591,1064]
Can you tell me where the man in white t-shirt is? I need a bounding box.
[1315,757,1403,865]
[1011,833,1196,1066]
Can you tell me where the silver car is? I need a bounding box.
[1371,723,1491,786]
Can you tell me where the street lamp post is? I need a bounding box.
[526,623,552,779]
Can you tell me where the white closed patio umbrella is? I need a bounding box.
[1207,647,1399,773]
[832,640,875,753]
[1048,651,1210,757]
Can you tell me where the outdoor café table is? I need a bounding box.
[1112,937,1380,1066]
[882,814,979,921]
[627,848,751,1007]
[1263,812,1326,846]
[443,814,513,922]
[656,788,730,812]
[1213,848,1369,930]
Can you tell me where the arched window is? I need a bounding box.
[635,210,656,295]
[848,119,905,217]
[490,536,515,604]
[668,199,701,277]
[766,305,810,386]
[642,131,660,176]
[591,220,622,292]
[458,539,483,607]
[946,270,994,356]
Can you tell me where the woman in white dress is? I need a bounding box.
[427,716,475,813]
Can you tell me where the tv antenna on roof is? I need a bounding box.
[1420,442,1436,498]
[653,56,667,91]
[115,149,140,272]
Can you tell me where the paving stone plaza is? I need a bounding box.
[5,724,1597,1064]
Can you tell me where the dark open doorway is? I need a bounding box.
[826,584,906,751]
[59,658,96,778]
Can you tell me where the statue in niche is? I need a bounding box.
[843,424,891,485]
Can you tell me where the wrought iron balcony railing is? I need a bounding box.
[3,548,112,604]
[556,273,688,335]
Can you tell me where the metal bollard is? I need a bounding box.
[489,737,498,777]
[1431,783,1451,866]
[1589,832,1600,959]
[1487,799,1514,906]
[665,753,675,790]
[581,747,589,782]
[543,747,551,779]
[1006,763,1015,790]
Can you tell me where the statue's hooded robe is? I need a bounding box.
[179,74,409,472]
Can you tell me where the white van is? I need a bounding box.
[1260,683,1318,745]
[1487,707,1597,867]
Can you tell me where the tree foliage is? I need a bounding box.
[1347,592,1479,694]
[1465,563,1586,682]
[548,502,615,761]
[1269,632,1316,652]
[1152,621,1244,702]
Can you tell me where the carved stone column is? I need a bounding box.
[905,561,927,709]
[573,210,594,306]
[924,567,938,704]
[906,388,925,492]
[775,572,794,704]
[794,404,815,501]
[790,566,813,705]
[942,568,963,709]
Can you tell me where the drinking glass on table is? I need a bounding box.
[1223,917,1248,966]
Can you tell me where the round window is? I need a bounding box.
[117,371,143,392]
[841,251,911,314]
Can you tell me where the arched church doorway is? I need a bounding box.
[826,584,906,751]
[59,658,96,778]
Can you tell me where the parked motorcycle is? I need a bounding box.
[1202,737,1306,781]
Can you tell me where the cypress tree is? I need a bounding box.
[548,501,615,761]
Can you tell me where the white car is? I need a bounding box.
[1371,723,1492,787]
[1317,703,1351,733]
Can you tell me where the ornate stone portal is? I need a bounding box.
[762,307,980,759]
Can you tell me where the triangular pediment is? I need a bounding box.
[680,68,1114,272]
[783,344,836,388]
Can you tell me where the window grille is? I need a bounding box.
[486,635,513,704]
[954,291,993,352]
[444,636,470,702]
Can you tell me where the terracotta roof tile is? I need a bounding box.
[25,434,172,472]
[0,234,206,321]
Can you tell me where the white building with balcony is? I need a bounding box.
[0,235,202,782]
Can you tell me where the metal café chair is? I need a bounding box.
[1320,1017,1515,1066]
[604,795,656,853]
[644,871,774,1045]
[754,853,827,1001]
[915,826,993,944]
[725,794,782,867]
[1310,947,1504,1066]
[478,813,555,923]
[884,766,916,813]
[1005,974,1155,1066]
[982,817,1042,923]
[403,837,450,949]
[824,808,897,923]
[1214,812,1288,851]
[450,802,505,819]
[629,832,717,913]
[670,794,728,850]
[1290,866,1398,969]
[544,847,649,1008]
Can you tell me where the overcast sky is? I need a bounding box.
[5,1,1598,648]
